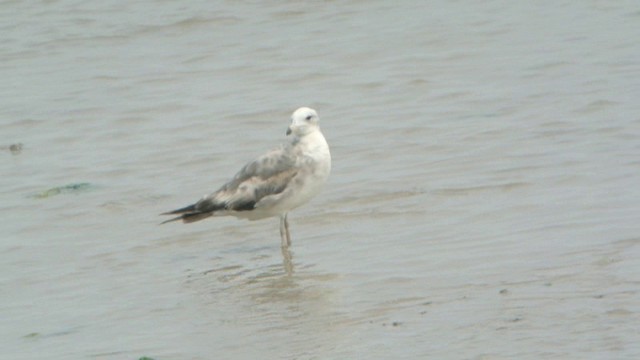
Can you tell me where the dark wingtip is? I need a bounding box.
[159,216,184,225]
[160,204,197,216]
[160,203,198,225]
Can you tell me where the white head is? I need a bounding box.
[286,107,320,137]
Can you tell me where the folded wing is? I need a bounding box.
[161,145,299,224]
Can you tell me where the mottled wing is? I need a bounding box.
[161,144,301,224]
[194,144,299,213]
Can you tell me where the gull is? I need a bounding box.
[161,107,331,249]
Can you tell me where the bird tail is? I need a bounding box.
[160,204,213,224]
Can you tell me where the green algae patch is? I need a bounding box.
[30,183,96,199]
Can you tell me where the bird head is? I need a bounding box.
[286,107,320,137]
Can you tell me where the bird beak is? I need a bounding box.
[286,127,292,136]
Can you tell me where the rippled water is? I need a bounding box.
[2,1,640,359]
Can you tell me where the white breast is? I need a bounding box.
[257,130,331,217]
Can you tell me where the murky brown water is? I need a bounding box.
[2,1,639,359]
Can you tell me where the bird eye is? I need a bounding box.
[305,115,312,121]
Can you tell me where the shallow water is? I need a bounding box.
[2,1,640,359]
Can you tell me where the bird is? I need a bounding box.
[161,107,331,249]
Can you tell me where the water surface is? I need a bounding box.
[2,1,639,359]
